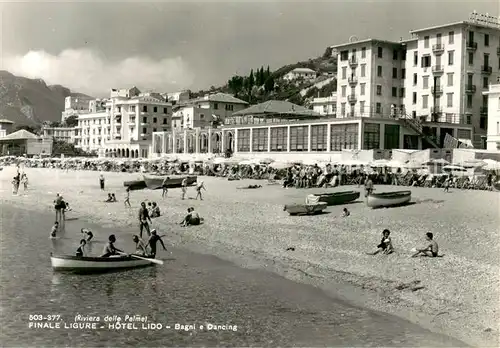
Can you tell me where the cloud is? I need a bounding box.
[2,48,195,96]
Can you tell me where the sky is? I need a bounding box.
[0,0,498,97]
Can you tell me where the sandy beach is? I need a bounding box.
[1,166,499,346]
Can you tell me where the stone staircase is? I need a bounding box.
[397,115,440,149]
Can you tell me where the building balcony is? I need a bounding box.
[128,110,136,114]
[465,84,476,93]
[140,133,147,137]
[432,44,445,54]
[431,106,442,114]
[348,76,358,85]
[466,41,477,51]
[431,65,444,74]
[114,134,121,139]
[431,86,443,95]
[140,122,148,126]
[480,106,488,115]
[128,121,136,126]
[347,94,357,103]
[348,56,357,68]
[481,65,492,75]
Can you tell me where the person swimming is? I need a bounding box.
[81,228,93,242]
[76,239,86,257]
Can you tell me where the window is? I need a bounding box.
[237,129,250,152]
[466,95,473,108]
[414,51,418,66]
[360,83,366,96]
[447,93,453,107]
[143,116,147,123]
[289,126,308,151]
[225,104,234,111]
[153,128,157,132]
[377,66,382,77]
[153,106,157,113]
[360,101,365,114]
[483,77,489,89]
[361,47,366,58]
[153,117,157,123]
[341,85,347,97]
[341,103,346,116]
[270,127,287,151]
[384,124,401,150]
[142,105,147,112]
[448,51,454,65]
[447,73,453,86]
[310,125,327,151]
[424,36,430,48]
[413,73,417,85]
[142,127,147,134]
[485,34,489,46]
[340,50,348,61]
[131,106,136,112]
[421,55,431,67]
[423,76,429,89]
[392,68,398,79]
[402,50,406,60]
[436,33,442,43]
[252,128,268,152]
[376,85,382,95]
[480,117,487,129]
[401,69,406,79]
[376,103,382,114]
[412,92,417,104]
[163,118,167,124]
[360,64,366,77]
[393,50,398,60]
[331,124,358,150]
[377,47,383,58]
[422,95,429,108]
[468,52,474,65]
[448,31,454,44]
[400,88,405,98]
[363,123,380,149]
[392,87,397,97]
[213,103,218,110]
[342,67,347,79]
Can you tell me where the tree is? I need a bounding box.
[264,76,275,93]
[248,69,255,91]
[227,75,244,96]
[64,115,79,127]
[49,121,61,127]
[51,139,94,157]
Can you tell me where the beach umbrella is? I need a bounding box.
[339,159,366,166]
[238,159,253,165]
[212,157,226,164]
[482,159,500,170]
[461,159,487,168]
[443,165,467,171]
[302,158,319,166]
[423,158,449,165]
[258,158,274,164]
[369,159,391,167]
[269,161,293,169]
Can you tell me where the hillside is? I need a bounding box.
[192,47,337,107]
[0,70,92,126]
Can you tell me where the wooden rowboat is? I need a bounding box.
[283,203,328,216]
[123,180,147,190]
[143,175,197,190]
[307,191,360,206]
[50,254,157,273]
[366,191,412,208]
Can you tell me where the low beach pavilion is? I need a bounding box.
[0,129,53,157]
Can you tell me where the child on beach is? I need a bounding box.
[50,222,59,238]
[195,181,206,200]
[99,174,105,190]
[76,239,86,257]
[124,187,131,207]
[342,208,350,217]
[367,229,393,255]
[181,178,188,200]
[162,177,170,198]
[412,232,439,258]
[443,178,450,192]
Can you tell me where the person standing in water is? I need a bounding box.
[146,229,167,258]
[54,194,65,223]
[124,187,131,207]
[99,174,105,191]
[162,177,170,198]
[195,181,206,200]
[76,239,86,257]
[50,222,59,238]
[81,228,93,242]
[138,202,152,238]
[132,235,148,255]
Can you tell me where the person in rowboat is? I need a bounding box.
[162,177,170,198]
[50,221,59,238]
[81,228,93,242]
[101,234,124,257]
[146,229,167,258]
[76,239,87,257]
[195,181,206,200]
[132,235,148,255]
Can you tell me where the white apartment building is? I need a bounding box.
[61,95,94,122]
[331,13,500,149]
[75,111,108,155]
[332,39,405,118]
[164,90,191,105]
[182,93,248,124]
[42,126,76,144]
[483,83,500,150]
[172,106,213,130]
[283,68,317,81]
[311,93,337,116]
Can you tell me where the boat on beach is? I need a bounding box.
[366,191,412,208]
[283,202,328,216]
[50,254,157,273]
[306,191,360,206]
[123,180,147,190]
[143,175,197,190]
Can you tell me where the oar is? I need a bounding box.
[118,252,164,265]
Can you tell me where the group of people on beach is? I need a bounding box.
[366,229,439,258]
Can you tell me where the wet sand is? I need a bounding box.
[0,166,498,346]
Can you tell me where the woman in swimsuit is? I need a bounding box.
[76,239,86,257]
[367,229,393,255]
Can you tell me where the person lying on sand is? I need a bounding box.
[81,228,93,242]
[412,232,439,257]
[180,207,201,227]
[342,208,350,217]
[367,229,393,255]
[105,193,114,202]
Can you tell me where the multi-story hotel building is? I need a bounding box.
[75,111,108,154]
[311,93,337,116]
[483,83,500,150]
[331,13,500,149]
[61,95,94,122]
[42,126,77,144]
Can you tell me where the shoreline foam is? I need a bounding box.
[1,166,498,347]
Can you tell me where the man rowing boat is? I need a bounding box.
[101,234,124,257]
